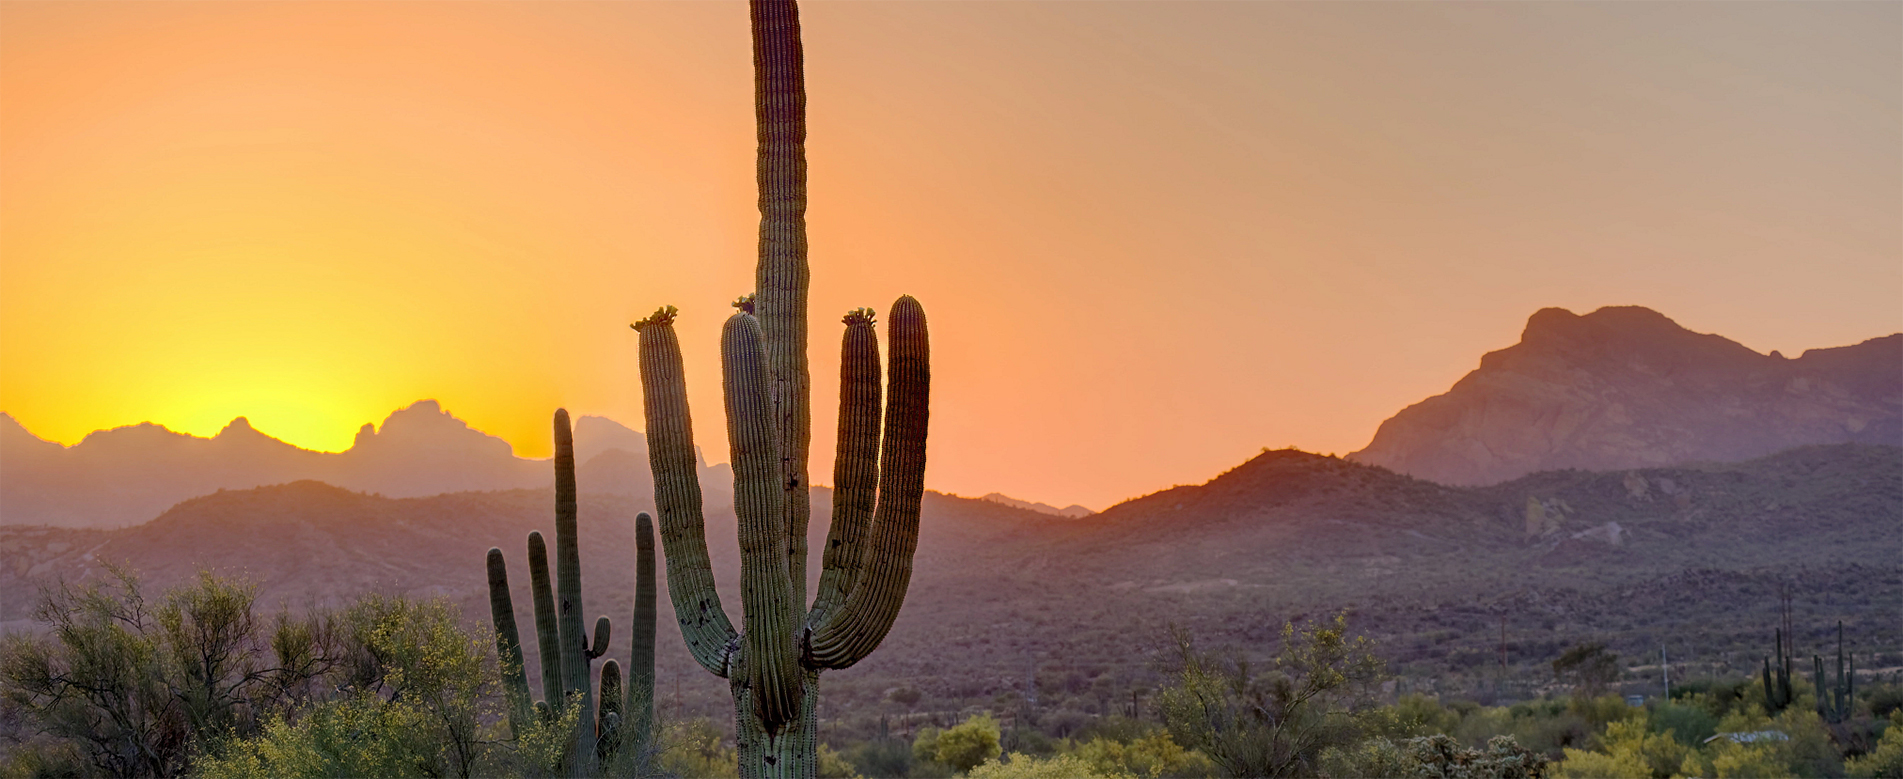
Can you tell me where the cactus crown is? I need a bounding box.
[732,294,756,314]
[842,307,877,326]
[631,305,679,332]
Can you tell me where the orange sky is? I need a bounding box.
[2,1,1898,510]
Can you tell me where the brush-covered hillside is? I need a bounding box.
[3,444,1896,722]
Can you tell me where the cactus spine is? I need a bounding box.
[483,409,646,777]
[1813,621,1853,723]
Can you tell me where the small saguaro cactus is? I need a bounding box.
[1813,621,1854,723]
[1763,628,1794,713]
[484,410,657,777]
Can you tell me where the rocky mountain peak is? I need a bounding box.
[1349,306,1901,486]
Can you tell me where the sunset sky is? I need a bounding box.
[2,1,1898,511]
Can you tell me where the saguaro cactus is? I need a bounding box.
[632,2,931,774]
[484,410,659,777]
[630,511,657,754]
[635,299,928,779]
[1813,621,1854,723]
[1763,628,1794,713]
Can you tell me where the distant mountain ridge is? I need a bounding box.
[1350,306,1902,485]
[980,492,1093,518]
[0,401,694,528]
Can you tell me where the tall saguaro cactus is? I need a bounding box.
[632,2,932,774]
[484,410,658,777]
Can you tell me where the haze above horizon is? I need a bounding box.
[3,1,1898,510]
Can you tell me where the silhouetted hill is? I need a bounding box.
[981,493,1093,518]
[1350,306,1902,485]
[0,402,714,528]
[5,444,1893,724]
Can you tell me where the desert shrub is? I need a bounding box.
[1073,731,1217,778]
[1155,613,1384,778]
[1846,711,1903,779]
[845,736,911,779]
[1869,685,1903,720]
[969,752,1133,779]
[1552,718,1685,779]
[926,713,1002,772]
[816,743,863,779]
[0,567,344,778]
[1650,701,1718,746]
[196,595,511,779]
[1552,644,1620,699]
[1323,734,1547,779]
[655,717,737,778]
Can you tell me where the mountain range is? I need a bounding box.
[0,401,710,528]
[4,305,1895,529]
[2,304,1898,718]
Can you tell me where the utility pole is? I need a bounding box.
[1662,644,1670,701]
[1499,617,1509,682]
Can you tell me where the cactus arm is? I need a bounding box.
[528,531,563,707]
[724,312,804,728]
[751,0,814,609]
[486,548,533,737]
[553,409,598,774]
[809,309,883,624]
[808,296,930,670]
[635,309,739,678]
[631,512,657,748]
[587,616,612,660]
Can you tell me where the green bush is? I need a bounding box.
[1846,711,1903,779]
[1071,731,1216,779]
[1156,613,1384,778]
[928,713,1003,772]
[969,752,1133,779]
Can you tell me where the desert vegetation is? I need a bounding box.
[7,573,1898,778]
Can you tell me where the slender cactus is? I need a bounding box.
[480,411,625,777]
[1814,621,1854,723]
[1764,628,1794,713]
[529,531,563,713]
[598,659,623,761]
[631,512,657,753]
[554,409,610,775]
[486,548,533,736]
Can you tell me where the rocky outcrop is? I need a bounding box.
[1349,306,1902,485]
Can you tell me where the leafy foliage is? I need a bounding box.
[915,713,1003,772]
[969,752,1135,779]
[0,566,342,778]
